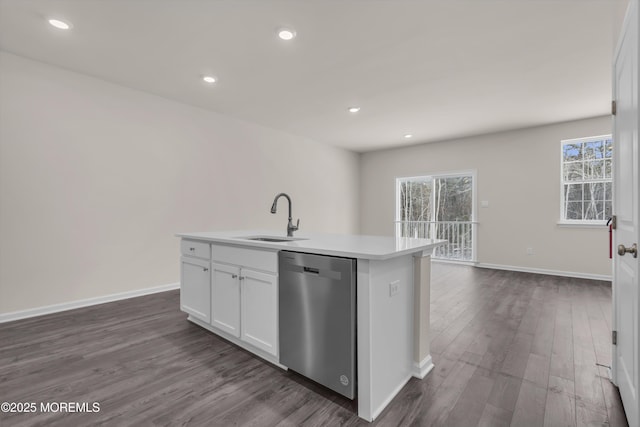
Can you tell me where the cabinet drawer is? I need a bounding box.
[211,244,278,273]
[181,239,211,259]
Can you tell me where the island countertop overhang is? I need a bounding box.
[176,230,446,260]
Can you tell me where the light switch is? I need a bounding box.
[480,200,489,208]
[389,280,400,297]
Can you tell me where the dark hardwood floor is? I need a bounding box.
[0,264,627,426]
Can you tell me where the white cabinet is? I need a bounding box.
[210,263,278,356]
[211,263,241,337]
[241,269,278,355]
[210,245,279,357]
[181,239,211,260]
[180,256,211,323]
[180,239,279,361]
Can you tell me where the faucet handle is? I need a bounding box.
[287,219,299,237]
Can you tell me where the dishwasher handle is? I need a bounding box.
[284,264,342,281]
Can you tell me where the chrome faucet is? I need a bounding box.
[270,193,299,237]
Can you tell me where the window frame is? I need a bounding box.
[395,170,477,262]
[558,134,613,226]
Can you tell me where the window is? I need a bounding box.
[396,172,475,261]
[561,135,612,223]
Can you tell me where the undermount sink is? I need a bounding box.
[239,235,308,242]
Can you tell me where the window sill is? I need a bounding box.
[557,221,608,229]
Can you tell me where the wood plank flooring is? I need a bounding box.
[0,264,627,426]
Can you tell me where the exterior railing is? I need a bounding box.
[395,221,476,262]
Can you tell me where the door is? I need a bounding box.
[180,257,211,323]
[613,1,639,426]
[240,269,278,356]
[211,263,241,337]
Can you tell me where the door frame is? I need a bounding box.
[611,1,639,426]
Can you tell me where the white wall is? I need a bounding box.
[0,52,359,314]
[614,0,632,47]
[0,50,615,316]
[360,116,613,278]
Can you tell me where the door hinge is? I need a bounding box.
[612,330,617,345]
[607,215,617,230]
[612,100,617,115]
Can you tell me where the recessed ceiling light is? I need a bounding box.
[48,19,71,30]
[348,106,361,113]
[404,134,413,139]
[202,76,217,84]
[277,28,296,41]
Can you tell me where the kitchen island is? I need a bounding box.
[176,230,445,422]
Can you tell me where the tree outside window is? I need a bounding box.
[397,173,474,261]
[561,135,613,223]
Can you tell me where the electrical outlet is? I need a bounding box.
[526,247,534,255]
[389,280,400,297]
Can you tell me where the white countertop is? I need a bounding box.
[176,230,446,260]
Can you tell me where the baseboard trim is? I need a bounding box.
[412,355,434,379]
[371,373,413,421]
[0,282,180,323]
[476,263,611,281]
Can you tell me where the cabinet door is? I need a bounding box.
[211,263,241,337]
[180,257,210,323]
[241,269,278,356]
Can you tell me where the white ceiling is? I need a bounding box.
[0,0,624,152]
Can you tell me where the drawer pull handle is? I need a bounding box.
[231,274,238,279]
[189,247,195,251]
[203,267,209,272]
[239,276,245,280]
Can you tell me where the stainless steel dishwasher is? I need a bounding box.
[279,251,356,399]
